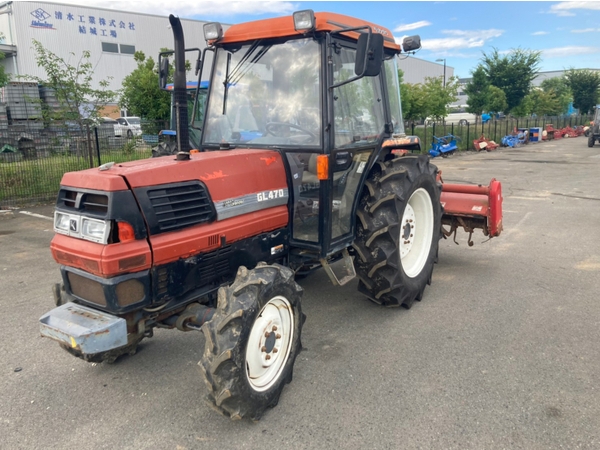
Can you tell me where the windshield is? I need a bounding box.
[204,38,321,147]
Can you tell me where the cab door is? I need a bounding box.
[326,38,387,253]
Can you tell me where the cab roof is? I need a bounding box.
[220,12,401,52]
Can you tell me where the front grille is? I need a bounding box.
[147,182,214,233]
[67,272,107,306]
[115,279,145,307]
[156,267,169,295]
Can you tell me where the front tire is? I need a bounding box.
[588,135,595,148]
[353,155,442,308]
[199,263,304,420]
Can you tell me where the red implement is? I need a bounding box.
[473,134,499,152]
[439,178,503,246]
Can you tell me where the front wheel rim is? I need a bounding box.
[246,295,294,392]
[399,188,434,278]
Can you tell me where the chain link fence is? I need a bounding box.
[0,115,594,207]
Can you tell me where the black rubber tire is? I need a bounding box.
[588,135,595,148]
[199,263,304,420]
[459,119,469,126]
[353,155,442,308]
[127,129,133,138]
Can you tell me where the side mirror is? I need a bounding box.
[159,57,170,90]
[402,35,421,52]
[355,33,383,77]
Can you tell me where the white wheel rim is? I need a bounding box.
[245,295,294,392]
[399,188,434,278]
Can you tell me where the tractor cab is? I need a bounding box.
[161,11,421,266]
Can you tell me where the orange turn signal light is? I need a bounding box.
[117,222,135,242]
[316,155,329,180]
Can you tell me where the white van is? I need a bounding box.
[444,112,478,125]
[115,116,142,138]
[427,112,477,126]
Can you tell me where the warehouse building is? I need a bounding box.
[0,1,222,116]
[398,56,454,86]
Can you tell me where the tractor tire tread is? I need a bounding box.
[199,264,303,421]
[353,155,442,308]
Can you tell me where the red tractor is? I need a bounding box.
[39,11,503,420]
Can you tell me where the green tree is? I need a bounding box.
[120,51,171,121]
[480,47,541,113]
[24,39,116,127]
[540,77,571,115]
[464,65,489,116]
[0,33,10,88]
[22,39,116,167]
[564,69,600,115]
[510,95,534,118]
[120,49,192,122]
[397,69,413,121]
[527,88,561,116]
[486,85,508,114]
[423,75,459,121]
[402,83,428,122]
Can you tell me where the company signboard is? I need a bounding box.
[29,6,137,39]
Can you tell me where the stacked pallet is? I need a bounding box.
[0,103,8,130]
[38,86,63,117]
[0,81,43,121]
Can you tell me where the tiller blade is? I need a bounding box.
[439,178,503,246]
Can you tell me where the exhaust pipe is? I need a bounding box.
[168,15,191,153]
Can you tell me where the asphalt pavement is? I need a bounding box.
[1,136,599,449]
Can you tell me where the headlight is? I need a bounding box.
[81,218,109,243]
[293,10,315,32]
[203,22,223,41]
[54,211,110,244]
[54,212,70,233]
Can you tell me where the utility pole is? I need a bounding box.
[436,58,446,88]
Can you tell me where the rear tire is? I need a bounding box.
[588,135,595,147]
[353,155,442,308]
[199,263,304,420]
[459,119,468,126]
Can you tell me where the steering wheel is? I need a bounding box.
[265,122,317,143]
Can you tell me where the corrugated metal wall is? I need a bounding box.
[10,1,224,92]
[397,56,454,85]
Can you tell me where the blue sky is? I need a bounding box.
[66,1,600,78]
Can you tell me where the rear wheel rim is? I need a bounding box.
[399,188,434,278]
[246,295,294,392]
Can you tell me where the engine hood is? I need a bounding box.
[60,149,288,202]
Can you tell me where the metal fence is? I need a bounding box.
[0,120,167,207]
[406,114,593,154]
[0,115,594,207]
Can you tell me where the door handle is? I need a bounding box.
[333,152,352,171]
